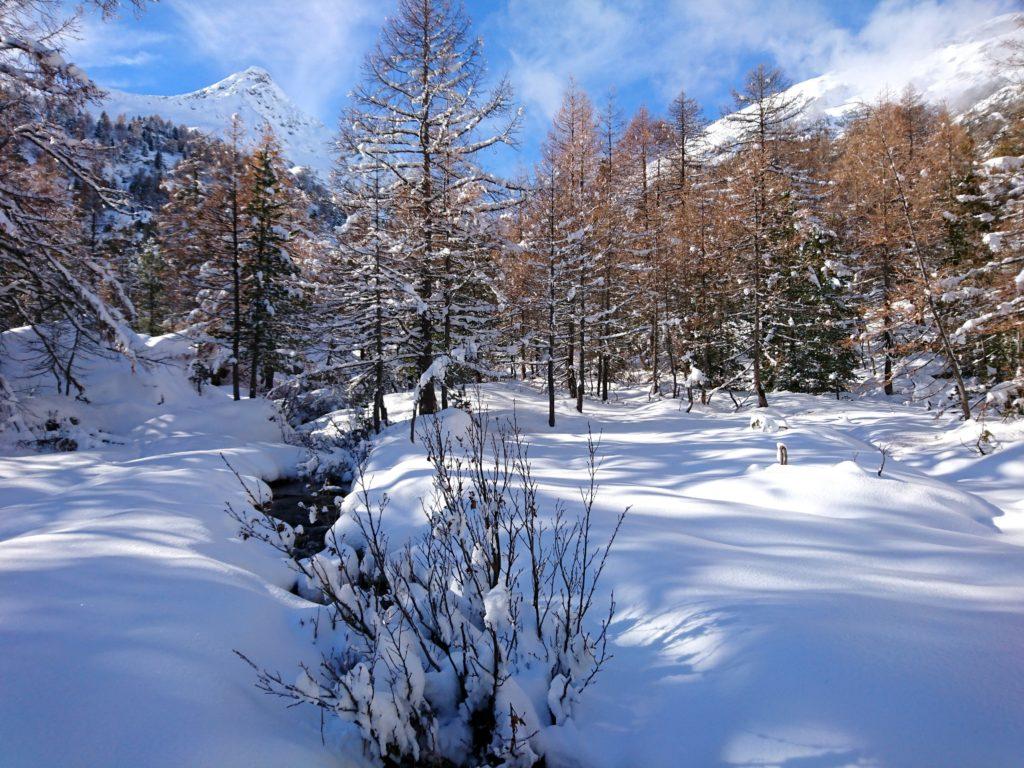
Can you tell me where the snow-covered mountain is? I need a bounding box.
[705,12,1024,148]
[93,13,1023,174]
[97,67,333,174]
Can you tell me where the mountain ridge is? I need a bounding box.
[92,12,1024,174]
[705,11,1024,148]
[96,67,334,174]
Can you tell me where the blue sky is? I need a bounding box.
[68,0,1020,170]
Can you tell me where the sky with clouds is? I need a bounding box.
[67,0,1021,169]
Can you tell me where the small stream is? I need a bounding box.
[266,479,346,559]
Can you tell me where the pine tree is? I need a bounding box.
[722,64,807,408]
[133,239,166,336]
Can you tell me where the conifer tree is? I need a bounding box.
[594,90,630,401]
[341,0,519,420]
[620,106,670,396]
[1,0,149,384]
[242,129,304,397]
[723,64,807,407]
[545,82,600,411]
[331,134,407,431]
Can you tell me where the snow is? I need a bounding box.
[2,340,1024,766]
[327,384,1024,767]
[0,329,338,768]
[95,67,334,175]
[704,12,1024,151]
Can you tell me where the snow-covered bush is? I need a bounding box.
[749,412,788,433]
[241,411,626,767]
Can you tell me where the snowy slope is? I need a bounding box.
[0,330,339,767]
[331,384,1024,767]
[97,67,334,174]
[705,11,1024,148]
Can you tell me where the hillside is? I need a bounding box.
[97,67,334,174]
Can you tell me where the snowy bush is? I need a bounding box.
[240,411,626,767]
[749,412,788,433]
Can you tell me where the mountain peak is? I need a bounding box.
[95,68,333,174]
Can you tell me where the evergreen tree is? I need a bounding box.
[722,64,807,408]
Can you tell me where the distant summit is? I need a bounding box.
[705,12,1024,148]
[96,67,334,174]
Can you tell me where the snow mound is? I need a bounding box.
[0,326,329,767]
[687,458,998,534]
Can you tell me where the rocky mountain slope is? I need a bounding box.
[706,11,1024,148]
[97,67,333,174]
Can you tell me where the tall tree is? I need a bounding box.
[242,129,304,397]
[723,64,806,407]
[1,0,150,387]
[342,0,519,421]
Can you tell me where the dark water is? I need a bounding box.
[266,479,345,559]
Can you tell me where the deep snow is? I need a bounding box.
[0,332,338,767]
[346,386,1024,768]
[1,341,1023,767]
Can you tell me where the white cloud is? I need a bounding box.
[64,14,168,73]
[490,0,1020,124]
[814,0,1020,101]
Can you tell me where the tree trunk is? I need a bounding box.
[230,187,241,402]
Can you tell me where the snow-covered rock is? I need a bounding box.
[749,412,788,433]
[705,12,1024,150]
[96,66,333,174]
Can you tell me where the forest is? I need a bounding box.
[2,2,1024,767]
[3,0,1023,436]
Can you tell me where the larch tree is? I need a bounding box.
[341,0,519,422]
[207,116,250,400]
[331,125,408,432]
[722,64,806,408]
[593,89,630,401]
[545,81,600,412]
[1,0,150,408]
[834,96,972,417]
[620,106,671,396]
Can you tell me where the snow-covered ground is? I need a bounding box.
[0,333,338,767]
[2,344,1023,766]
[353,385,1024,768]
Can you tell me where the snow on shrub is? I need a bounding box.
[239,410,627,767]
[749,412,788,433]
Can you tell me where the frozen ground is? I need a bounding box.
[1,339,1023,767]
